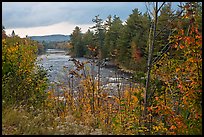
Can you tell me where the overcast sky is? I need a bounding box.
[2,2,180,37]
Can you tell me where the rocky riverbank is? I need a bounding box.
[102,61,134,77]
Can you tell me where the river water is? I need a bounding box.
[37,49,132,96]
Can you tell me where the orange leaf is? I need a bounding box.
[147,107,152,111]
[180,45,185,49]
[170,125,176,130]
[195,112,199,119]
[177,84,182,89]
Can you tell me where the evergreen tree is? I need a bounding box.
[70,26,84,57]
[82,29,95,57]
[104,15,123,62]
[11,30,15,37]
[117,9,151,71]
[2,25,7,38]
[90,15,105,59]
[104,15,112,31]
[153,3,174,58]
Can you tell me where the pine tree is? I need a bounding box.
[82,29,95,57]
[117,8,151,71]
[11,30,15,37]
[70,26,84,57]
[104,15,123,62]
[2,25,7,38]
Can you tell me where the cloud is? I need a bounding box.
[2,2,147,29]
[3,2,180,37]
[5,21,95,38]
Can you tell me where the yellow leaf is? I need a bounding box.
[176,68,180,72]
[132,96,138,103]
[138,130,143,132]
[124,90,130,99]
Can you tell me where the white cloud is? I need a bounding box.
[5,21,94,38]
[3,2,180,37]
[3,2,147,29]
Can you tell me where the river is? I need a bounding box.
[37,49,133,96]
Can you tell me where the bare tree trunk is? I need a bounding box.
[144,22,153,116]
[144,2,158,134]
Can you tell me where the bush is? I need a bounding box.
[2,36,48,109]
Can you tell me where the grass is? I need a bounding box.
[2,105,103,135]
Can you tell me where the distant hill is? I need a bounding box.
[29,34,70,42]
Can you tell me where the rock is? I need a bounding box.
[90,128,102,135]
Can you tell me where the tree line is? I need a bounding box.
[68,2,201,75]
[66,3,202,134]
[2,2,202,135]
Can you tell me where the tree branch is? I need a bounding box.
[151,29,176,66]
[157,2,166,13]
[154,9,184,39]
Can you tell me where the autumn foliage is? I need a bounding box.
[2,2,202,135]
[150,3,202,134]
[2,36,48,108]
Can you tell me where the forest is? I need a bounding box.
[2,2,202,135]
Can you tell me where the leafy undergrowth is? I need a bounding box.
[2,105,106,135]
[2,2,202,135]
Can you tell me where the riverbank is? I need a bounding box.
[102,61,134,77]
[68,53,135,77]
